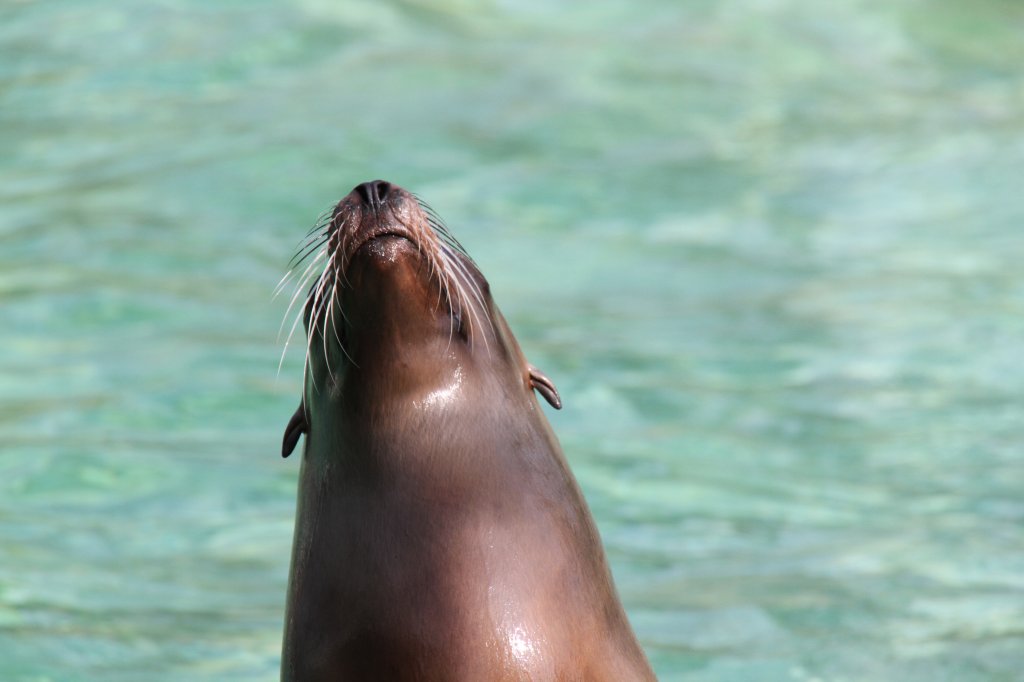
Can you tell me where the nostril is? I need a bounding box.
[354,180,392,208]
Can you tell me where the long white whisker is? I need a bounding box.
[276,229,331,299]
[278,293,308,376]
[305,266,335,391]
[278,257,326,375]
[288,234,329,270]
[301,204,336,239]
[431,248,455,349]
[433,247,474,351]
[281,193,488,394]
[441,245,490,351]
[301,349,314,396]
[325,265,357,368]
[411,209,457,349]
[278,248,327,340]
[339,222,356,289]
[321,276,335,381]
[278,204,339,389]
[273,269,296,300]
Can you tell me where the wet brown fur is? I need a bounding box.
[281,182,655,681]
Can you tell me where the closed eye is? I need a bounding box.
[453,312,468,342]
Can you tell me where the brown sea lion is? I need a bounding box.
[278,180,655,681]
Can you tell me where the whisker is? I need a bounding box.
[425,215,473,261]
[321,276,335,381]
[278,293,309,376]
[278,265,323,376]
[396,203,454,323]
[303,204,336,237]
[291,213,333,259]
[324,264,357,368]
[310,265,334,347]
[303,268,334,393]
[276,232,331,299]
[440,244,490,352]
[410,194,490,349]
[278,248,327,340]
[288,233,329,269]
[282,191,490,392]
[273,268,296,300]
[278,205,342,388]
[336,218,357,289]
[431,244,456,348]
[298,224,331,249]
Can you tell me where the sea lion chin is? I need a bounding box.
[278,180,655,681]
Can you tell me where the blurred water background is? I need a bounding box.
[3,0,1023,680]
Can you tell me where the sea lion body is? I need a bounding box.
[280,181,654,681]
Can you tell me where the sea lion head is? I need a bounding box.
[280,180,560,457]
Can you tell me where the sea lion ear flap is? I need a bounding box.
[282,403,308,458]
[528,365,562,410]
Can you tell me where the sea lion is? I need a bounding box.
[278,180,655,681]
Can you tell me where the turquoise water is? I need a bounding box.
[3,1,1023,679]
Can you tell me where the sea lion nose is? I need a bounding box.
[354,180,391,209]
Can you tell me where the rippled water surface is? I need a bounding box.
[3,1,1023,680]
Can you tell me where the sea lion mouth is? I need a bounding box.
[347,230,416,263]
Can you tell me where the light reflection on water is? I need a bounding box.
[2,1,1022,680]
